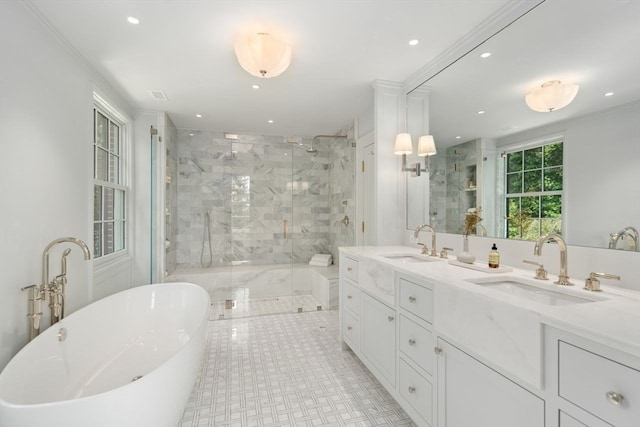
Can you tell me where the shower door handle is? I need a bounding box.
[283,219,288,239]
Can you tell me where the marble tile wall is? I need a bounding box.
[169,130,355,271]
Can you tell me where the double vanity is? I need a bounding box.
[339,246,640,427]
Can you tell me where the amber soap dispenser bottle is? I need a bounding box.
[488,243,500,269]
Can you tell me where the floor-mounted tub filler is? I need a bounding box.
[0,282,210,427]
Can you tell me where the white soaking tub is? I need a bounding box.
[0,282,210,427]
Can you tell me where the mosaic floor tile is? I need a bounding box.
[180,310,416,427]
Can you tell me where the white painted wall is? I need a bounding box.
[372,80,406,245]
[0,2,148,370]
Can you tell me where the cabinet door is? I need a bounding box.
[437,338,544,427]
[361,292,396,385]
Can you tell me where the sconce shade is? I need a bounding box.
[525,80,579,112]
[234,32,292,78]
[417,135,437,156]
[394,133,413,155]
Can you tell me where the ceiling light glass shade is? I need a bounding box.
[234,32,292,78]
[417,135,437,156]
[525,80,579,112]
[394,133,413,155]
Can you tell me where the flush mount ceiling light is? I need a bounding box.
[525,80,579,112]
[234,32,292,78]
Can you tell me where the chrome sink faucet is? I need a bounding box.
[534,233,571,286]
[414,224,438,256]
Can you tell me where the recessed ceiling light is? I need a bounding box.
[455,136,461,139]
[268,120,274,124]
[604,92,614,97]
[251,84,260,89]
[195,114,202,118]
[408,39,419,46]
[480,52,491,58]
[477,110,485,114]
[127,17,140,25]
[189,133,194,136]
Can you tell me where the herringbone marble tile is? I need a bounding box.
[180,310,416,427]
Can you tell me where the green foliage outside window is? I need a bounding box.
[505,141,563,241]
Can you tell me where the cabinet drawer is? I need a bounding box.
[399,315,434,375]
[399,357,433,425]
[342,256,359,282]
[342,310,359,351]
[559,341,640,427]
[399,278,433,323]
[343,280,359,316]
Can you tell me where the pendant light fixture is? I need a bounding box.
[234,32,292,78]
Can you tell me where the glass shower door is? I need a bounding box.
[228,139,295,318]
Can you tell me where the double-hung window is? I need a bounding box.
[93,104,127,259]
[505,139,563,241]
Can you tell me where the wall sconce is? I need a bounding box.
[394,133,436,177]
[234,32,292,78]
[525,80,579,112]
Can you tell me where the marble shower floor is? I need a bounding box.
[209,294,327,320]
[179,310,416,427]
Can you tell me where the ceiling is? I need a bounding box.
[27,0,516,137]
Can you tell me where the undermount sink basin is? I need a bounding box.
[382,254,441,264]
[467,276,603,306]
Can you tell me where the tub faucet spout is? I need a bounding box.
[41,237,91,326]
[534,233,571,286]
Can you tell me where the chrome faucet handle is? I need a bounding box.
[523,260,548,280]
[417,243,428,255]
[440,247,453,259]
[584,272,620,292]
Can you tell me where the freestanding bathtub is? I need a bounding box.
[0,282,210,427]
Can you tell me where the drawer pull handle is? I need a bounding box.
[606,391,624,406]
[408,296,416,303]
[388,316,395,322]
[346,326,352,331]
[347,267,353,272]
[408,386,416,394]
[347,295,352,299]
[408,339,416,346]
[434,347,443,355]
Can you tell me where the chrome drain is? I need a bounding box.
[131,375,144,382]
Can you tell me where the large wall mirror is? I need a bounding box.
[406,0,640,251]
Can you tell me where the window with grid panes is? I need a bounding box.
[505,141,563,241]
[93,108,126,258]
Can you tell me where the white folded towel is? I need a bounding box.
[309,254,332,266]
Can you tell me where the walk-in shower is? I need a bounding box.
[162,130,355,319]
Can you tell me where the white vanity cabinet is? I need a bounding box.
[338,248,640,427]
[340,255,360,351]
[435,337,545,427]
[544,327,640,427]
[361,291,396,386]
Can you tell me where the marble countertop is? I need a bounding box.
[340,245,640,360]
